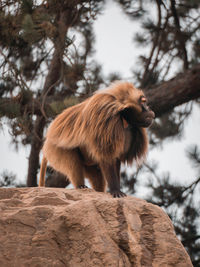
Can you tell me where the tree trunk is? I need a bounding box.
[27,116,45,187]
[26,10,70,186]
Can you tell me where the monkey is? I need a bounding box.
[39,81,155,197]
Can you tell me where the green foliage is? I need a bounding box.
[175,204,200,266]
[120,170,137,195]
[21,89,33,104]
[187,145,200,168]
[147,176,185,207]
[150,114,182,140]
[48,96,80,116]
[142,145,200,266]
[49,100,65,115]
[134,33,148,46]
[63,96,80,107]
[22,14,42,43]
[133,68,159,88]
[142,18,157,32]
[0,101,21,119]
[116,0,146,19]
[107,72,122,83]
[0,12,21,48]
[0,171,16,187]
[0,170,25,187]
[21,0,33,14]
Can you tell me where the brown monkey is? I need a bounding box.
[39,81,155,197]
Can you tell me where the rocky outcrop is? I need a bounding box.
[0,187,192,267]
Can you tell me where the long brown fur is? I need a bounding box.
[39,81,153,197]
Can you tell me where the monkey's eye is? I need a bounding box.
[140,96,147,103]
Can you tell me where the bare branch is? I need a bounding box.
[145,63,200,117]
[170,0,189,69]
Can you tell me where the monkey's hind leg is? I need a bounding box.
[61,148,86,189]
[39,156,47,187]
[43,142,86,189]
[84,165,106,192]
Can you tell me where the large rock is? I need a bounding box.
[0,187,192,267]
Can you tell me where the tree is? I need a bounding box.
[0,0,105,186]
[116,1,200,265]
[0,0,200,265]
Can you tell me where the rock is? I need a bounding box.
[0,187,192,267]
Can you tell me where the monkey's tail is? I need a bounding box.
[39,156,47,187]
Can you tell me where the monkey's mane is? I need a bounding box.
[46,82,148,164]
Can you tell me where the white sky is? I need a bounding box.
[0,0,200,187]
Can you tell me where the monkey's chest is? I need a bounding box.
[122,127,133,158]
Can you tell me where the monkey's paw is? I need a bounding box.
[110,190,127,198]
[77,185,88,189]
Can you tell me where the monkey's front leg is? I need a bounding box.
[100,161,126,198]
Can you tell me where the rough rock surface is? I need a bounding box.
[0,187,192,267]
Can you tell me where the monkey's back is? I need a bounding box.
[43,84,148,165]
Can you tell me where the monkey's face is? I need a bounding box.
[120,93,155,128]
[137,96,155,127]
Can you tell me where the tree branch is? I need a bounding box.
[145,63,200,117]
[1,64,200,120]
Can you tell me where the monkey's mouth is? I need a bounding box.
[146,111,155,126]
[144,117,154,127]
[141,113,155,127]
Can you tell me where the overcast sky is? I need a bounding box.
[0,0,200,187]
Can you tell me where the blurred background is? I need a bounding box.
[0,0,200,265]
